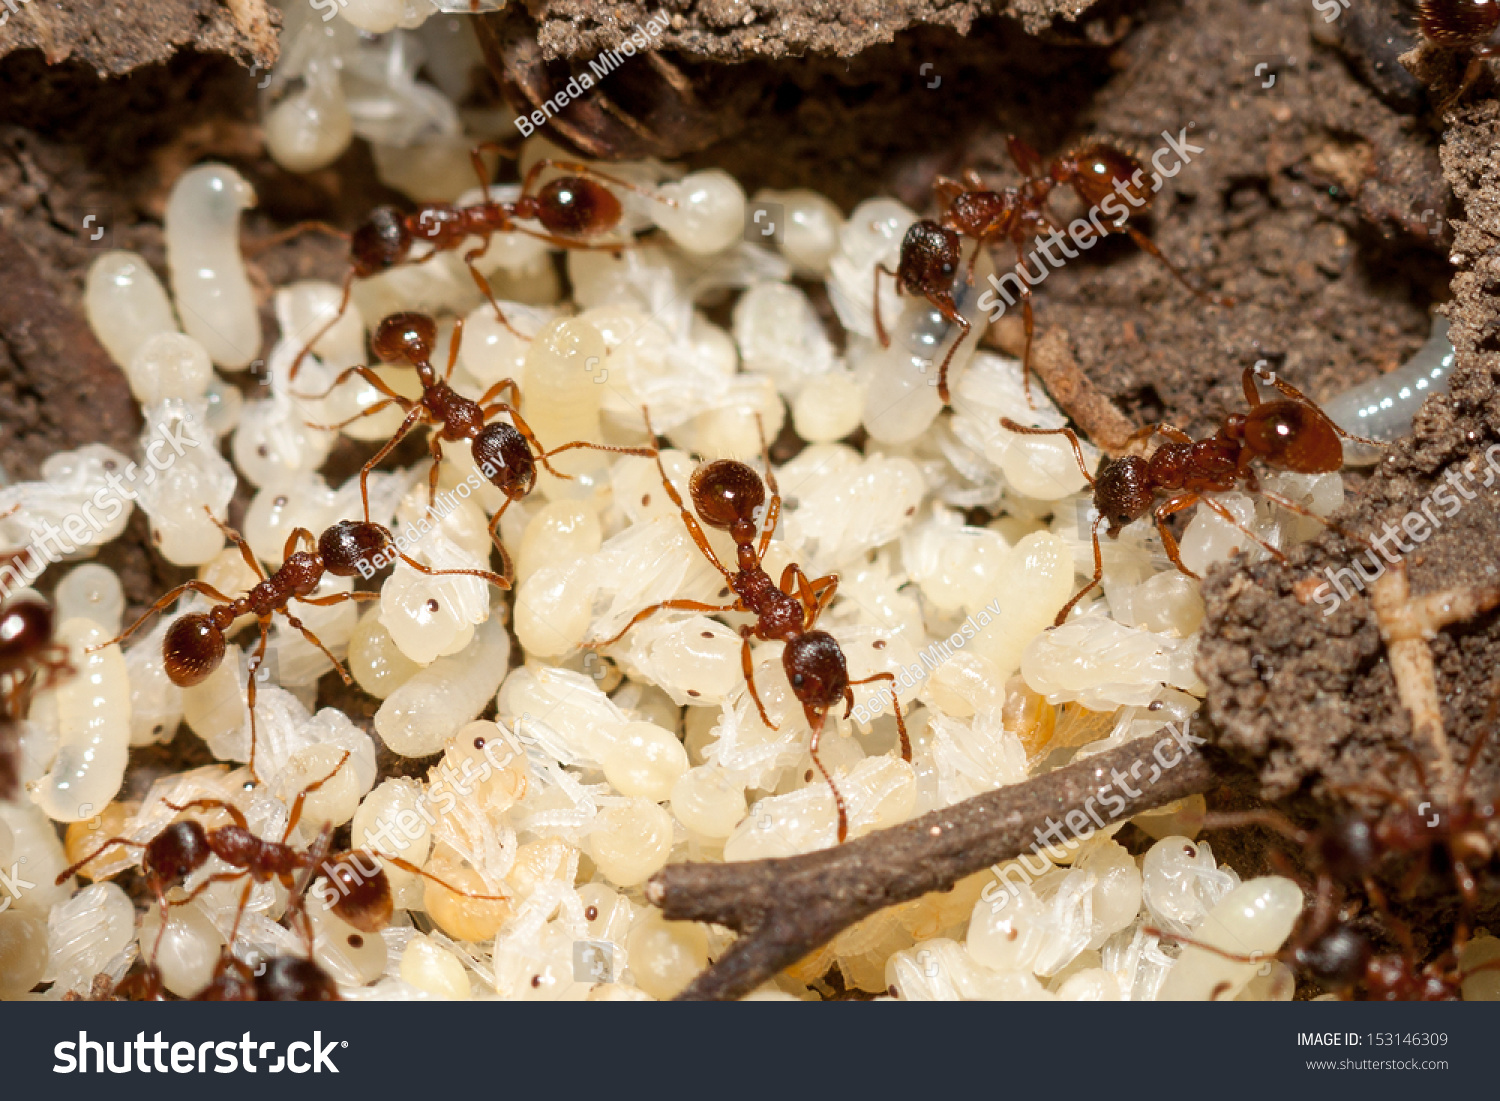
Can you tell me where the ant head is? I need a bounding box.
[1060,143,1152,224]
[897,220,962,296]
[472,422,536,500]
[163,613,226,688]
[281,551,324,598]
[1094,457,1154,536]
[690,460,766,532]
[0,599,52,663]
[531,176,622,238]
[782,630,849,711]
[372,312,437,366]
[322,853,394,933]
[1420,0,1500,46]
[145,820,212,883]
[254,957,340,1001]
[1243,401,1343,474]
[319,520,389,578]
[1296,925,1371,991]
[350,206,413,277]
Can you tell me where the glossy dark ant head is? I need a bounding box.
[1420,0,1500,46]
[783,630,849,711]
[162,613,227,688]
[1094,456,1155,536]
[522,176,623,237]
[1057,143,1152,223]
[319,520,389,578]
[1232,401,1343,474]
[472,422,536,500]
[689,460,765,533]
[350,206,413,278]
[144,820,213,884]
[1295,925,1371,991]
[321,853,394,933]
[896,219,962,298]
[372,312,438,366]
[0,600,52,673]
[255,957,340,1001]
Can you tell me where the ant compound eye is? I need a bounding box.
[791,673,805,688]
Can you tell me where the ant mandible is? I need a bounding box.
[589,412,908,842]
[307,311,654,581]
[1001,365,1381,625]
[875,136,1232,405]
[281,145,672,379]
[89,509,507,779]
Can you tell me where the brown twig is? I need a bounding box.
[1029,327,1139,457]
[647,735,1217,1000]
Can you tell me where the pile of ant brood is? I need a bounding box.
[0,70,1476,1001]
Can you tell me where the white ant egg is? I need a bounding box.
[653,169,747,255]
[137,896,223,998]
[348,606,422,700]
[599,720,688,802]
[84,250,179,370]
[398,934,472,999]
[669,765,747,840]
[587,798,674,887]
[625,910,709,999]
[53,563,124,634]
[127,332,213,405]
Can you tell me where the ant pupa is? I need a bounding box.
[590,412,908,842]
[875,136,1232,404]
[1001,364,1384,625]
[306,311,653,581]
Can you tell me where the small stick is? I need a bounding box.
[1025,328,1139,457]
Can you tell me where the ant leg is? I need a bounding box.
[780,564,837,626]
[245,220,349,257]
[88,579,236,652]
[393,550,510,593]
[288,270,354,382]
[753,414,782,562]
[170,868,254,910]
[1019,287,1037,409]
[537,440,658,476]
[427,435,446,512]
[296,363,408,405]
[1194,495,1288,564]
[1199,808,1312,846]
[358,405,426,523]
[1007,134,1046,178]
[846,672,909,761]
[589,598,739,650]
[307,398,409,434]
[299,591,380,606]
[923,291,970,405]
[932,175,968,207]
[244,621,271,782]
[1123,226,1234,308]
[461,244,528,337]
[280,527,319,567]
[485,496,517,585]
[282,751,352,841]
[998,419,1096,486]
[739,630,777,731]
[1151,493,1205,579]
[476,377,522,409]
[468,140,519,198]
[873,264,898,348]
[163,797,250,831]
[805,705,849,843]
[1052,514,1105,627]
[55,837,145,884]
[204,509,269,582]
[372,852,510,901]
[635,407,735,580]
[281,611,352,686]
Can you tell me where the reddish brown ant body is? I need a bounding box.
[591,414,908,842]
[91,509,505,778]
[1002,365,1380,624]
[284,149,670,378]
[1418,0,1500,105]
[309,311,653,579]
[0,590,71,797]
[875,136,1232,404]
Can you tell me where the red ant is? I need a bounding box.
[306,311,653,580]
[1001,365,1382,625]
[60,751,503,999]
[1418,0,1500,106]
[0,587,72,797]
[874,136,1232,405]
[279,146,671,379]
[89,509,506,779]
[589,413,908,842]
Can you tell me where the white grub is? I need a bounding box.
[84,251,179,371]
[377,610,510,757]
[1157,876,1303,1001]
[0,445,134,559]
[164,163,260,369]
[134,399,236,566]
[45,881,135,998]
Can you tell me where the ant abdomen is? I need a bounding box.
[1244,402,1343,473]
[472,422,537,499]
[0,600,53,672]
[1420,0,1500,46]
[320,853,394,933]
[372,311,438,365]
[1063,143,1151,217]
[163,613,226,687]
[783,630,849,711]
[689,459,765,530]
[255,956,340,1001]
[531,177,623,237]
[350,206,412,277]
[1296,926,1372,991]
